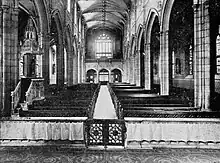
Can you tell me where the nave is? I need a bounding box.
[2,0,220,161]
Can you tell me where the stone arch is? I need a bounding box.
[136,24,145,87]
[33,0,49,34]
[87,68,98,74]
[145,9,160,91]
[87,69,98,83]
[51,10,64,87]
[111,68,122,83]
[72,35,78,84]
[137,24,144,52]
[130,35,136,57]
[99,68,110,83]
[159,0,175,95]
[146,9,159,45]
[160,0,175,32]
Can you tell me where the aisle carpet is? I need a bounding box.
[1,146,220,163]
[93,85,117,119]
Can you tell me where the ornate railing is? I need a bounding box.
[107,83,123,119]
[84,119,126,148]
[88,83,101,119]
[11,81,21,114]
[26,78,45,105]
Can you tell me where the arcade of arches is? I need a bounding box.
[1,0,220,151]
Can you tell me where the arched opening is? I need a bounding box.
[169,0,194,99]
[18,7,42,80]
[49,13,64,87]
[49,17,58,85]
[87,69,97,83]
[99,69,109,82]
[140,33,145,87]
[150,16,160,90]
[64,47,68,84]
[130,36,136,84]
[210,0,220,109]
[49,45,57,84]
[111,69,122,83]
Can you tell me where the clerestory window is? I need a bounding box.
[95,33,112,58]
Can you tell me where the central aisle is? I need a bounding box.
[93,85,117,119]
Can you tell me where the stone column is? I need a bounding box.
[73,53,78,84]
[160,30,169,95]
[56,40,65,88]
[145,43,151,90]
[67,49,73,86]
[129,58,133,84]
[42,33,50,87]
[81,54,85,82]
[1,4,19,116]
[193,1,211,111]
[125,59,129,83]
[0,7,4,115]
[77,48,81,83]
[131,56,136,84]
[135,50,141,86]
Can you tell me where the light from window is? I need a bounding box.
[95,33,112,58]
[172,50,175,78]
[216,35,220,74]
[189,45,193,75]
[176,58,181,74]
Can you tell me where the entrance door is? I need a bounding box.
[99,69,109,82]
[111,69,122,83]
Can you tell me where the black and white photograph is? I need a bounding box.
[1,0,220,162]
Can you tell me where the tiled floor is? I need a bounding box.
[93,85,117,119]
[1,146,220,163]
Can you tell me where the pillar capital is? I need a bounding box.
[1,5,10,13]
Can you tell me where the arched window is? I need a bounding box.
[189,45,193,75]
[95,33,112,58]
[216,35,220,74]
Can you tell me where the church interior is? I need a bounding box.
[1,0,220,162]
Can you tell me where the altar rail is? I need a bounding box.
[0,119,85,142]
[26,78,45,105]
[11,81,21,114]
[125,118,220,149]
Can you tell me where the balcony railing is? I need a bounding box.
[26,78,45,105]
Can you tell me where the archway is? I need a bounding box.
[111,69,122,83]
[49,12,64,87]
[150,16,160,92]
[168,0,194,96]
[130,35,136,84]
[87,69,97,83]
[73,36,78,84]
[210,0,220,109]
[136,25,144,87]
[99,69,109,82]
[140,32,145,87]
[49,17,58,85]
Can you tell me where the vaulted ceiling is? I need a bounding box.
[78,0,132,31]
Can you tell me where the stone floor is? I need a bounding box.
[1,146,220,163]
